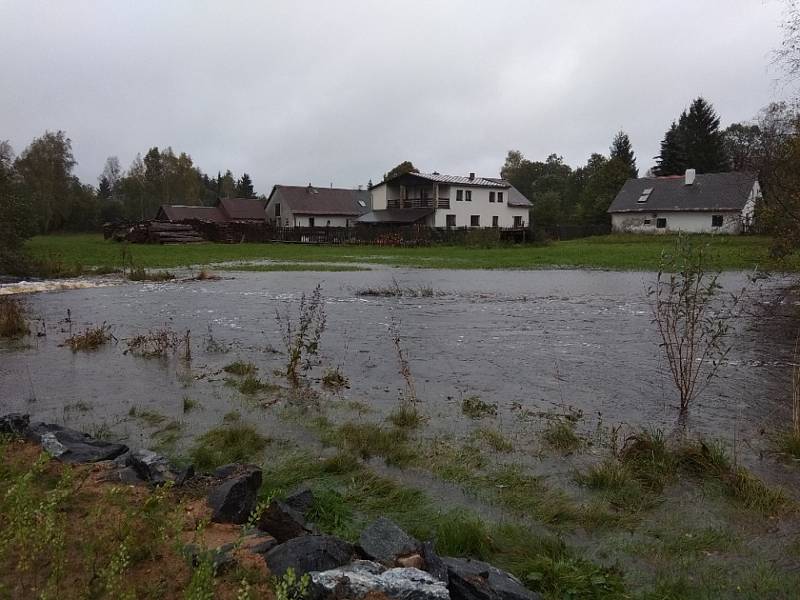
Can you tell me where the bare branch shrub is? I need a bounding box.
[647,236,745,417]
[276,284,327,384]
[125,327,181,358]
[390,319,417,405]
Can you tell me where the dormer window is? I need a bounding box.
[637,188,653,203]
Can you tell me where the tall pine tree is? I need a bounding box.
[654,97,729,175]
[609,131,638,178]
[235,173,255,198]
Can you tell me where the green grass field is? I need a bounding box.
[25,233,799,272]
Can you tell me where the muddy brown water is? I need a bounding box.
[1,268,797,481]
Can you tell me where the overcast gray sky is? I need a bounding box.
[0,0,795,194]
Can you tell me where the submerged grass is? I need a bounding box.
[322,367,350,390]
[0,297,29,338]
[235,374,279,395]
[189,423,270,470]
[461,395,497,419]
[321,422,416,467]
[222,263,371,272]
[542,420,581,453]
[387,404,425,429]
[126,266,175,282]
[64,323,114,352]
[472,427,514,453]
[223,360,257,376]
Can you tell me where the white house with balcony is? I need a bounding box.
[608,169,760,234]
[360,171,532,228]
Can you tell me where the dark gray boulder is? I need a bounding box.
[443,558,540,600]
[359,517,421,566]
[26,422,128,463]
[310,560,450,600]
[207,464,262,524]
[284,487,315,514]
[264,534,355,577]
[421,541,449,585]
[0,413,30,436]
[258,498,313,542]
[125,448,194,486]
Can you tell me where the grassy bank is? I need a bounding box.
[25,233,798,272]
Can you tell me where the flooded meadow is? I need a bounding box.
[3,265,800,597]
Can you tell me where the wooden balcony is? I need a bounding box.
[388,197,450,210]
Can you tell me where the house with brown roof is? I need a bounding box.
[607,170,760,234]
[265,185,370,227]
[362,171,532,228]
[155,197,266,223]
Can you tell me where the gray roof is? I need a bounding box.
[376,171,507,189]
[608,172,758,214]
[268,185,370,216]
[357,208,433,224]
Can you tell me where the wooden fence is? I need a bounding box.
[111,220,532,246]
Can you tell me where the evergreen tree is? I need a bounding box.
[681,97,729,173]
[654,98,729,175]
[654,121,688,176]
[235,173,255,197]
[609,131,638,178]
[97,176,112,200]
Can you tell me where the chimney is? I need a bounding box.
[685,169,696,186]
[469,172,475,180]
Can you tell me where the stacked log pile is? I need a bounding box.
[124,221,205,244]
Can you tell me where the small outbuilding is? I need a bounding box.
[155,197,266,223]
[607,170,760,234]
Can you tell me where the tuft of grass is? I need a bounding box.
[618,429,676,492]
[387,404,425,429]
[189,424,270,471]
[0,297,29,338]
[223,361,257,376]
[194,268,219,280]
[356,279,439,298]
[126,267,175,282]
[182,396,200,413]
[542,420,581,453]
[128,406,167,427]
[432,510,493,559]
[236,374,278,395]
[461,395,497,419]
[322,367,349,390]
[775,431,800,460]
[322,422,415,467]
[64,323,114,352]
[125,328,180,358]
[472,427,513,453]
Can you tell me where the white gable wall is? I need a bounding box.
[435,187,528,228]
[611,211,743,234]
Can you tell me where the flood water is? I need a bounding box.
[1,267,796,469]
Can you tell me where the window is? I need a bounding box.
[656,218,667,229]
[446,214,456,228]
[470,215,480,227]
[308,217,315,227]
[326,220,331,227]
[513,215,523,228]
[465,190,472,201]
[637,188,654,203]
[643,219,651,225]
[498,192,504,203]
[489,192,495,203]
[711,214,723,228]
[357,199,367,207]
[492,216,499,227]
[456,189,463,201]
[275,203,281,217]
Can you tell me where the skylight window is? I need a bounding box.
[357,200,366,207]
[637,187,653,203]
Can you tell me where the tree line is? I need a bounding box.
[0,131,260,237]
